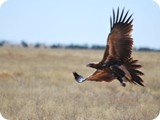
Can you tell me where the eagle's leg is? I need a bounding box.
[110,65,126,87]
[116,74,126,87]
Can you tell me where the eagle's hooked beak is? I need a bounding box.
[86,63,94,67]
[86,63,90,67]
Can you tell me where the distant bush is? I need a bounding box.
[91,45,105,50]
[65,44,89,49]
[21,41,28,47]
[50,44,63,49]
[34,43,47,48]
[138,47,154,51]
[0,41,6,46]
[34,43,41,48]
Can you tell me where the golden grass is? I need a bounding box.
[0,47,159,120]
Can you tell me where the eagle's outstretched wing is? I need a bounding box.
[100,8,133,64]
[73,69,115,83]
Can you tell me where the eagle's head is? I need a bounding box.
[86,63,95,67]
[86,62,102,69]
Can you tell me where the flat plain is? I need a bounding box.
[0,47,159,120]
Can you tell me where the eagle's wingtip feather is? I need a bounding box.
[73,72,86,83]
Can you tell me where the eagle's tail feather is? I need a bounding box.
[124,58,144,86]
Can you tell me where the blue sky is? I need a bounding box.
[0,0,160,49]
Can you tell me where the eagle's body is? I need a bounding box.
[73,8,144,87]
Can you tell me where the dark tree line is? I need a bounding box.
[0,40,160,51]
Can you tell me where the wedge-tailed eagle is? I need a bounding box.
[73,8,144,87]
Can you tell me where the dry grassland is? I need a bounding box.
[0,47,159,120]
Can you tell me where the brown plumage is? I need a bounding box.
[73,8,144,87]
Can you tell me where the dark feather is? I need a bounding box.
[124,58,144,86]
[119,8,125,22]
[131,64,142,69]
[132,76,144,86]
[131,69,144,75]
[116,7,119,23]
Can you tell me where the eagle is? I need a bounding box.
[73,8,144,87]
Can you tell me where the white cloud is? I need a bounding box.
[153,0,160,7]
[0,0,7,7]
